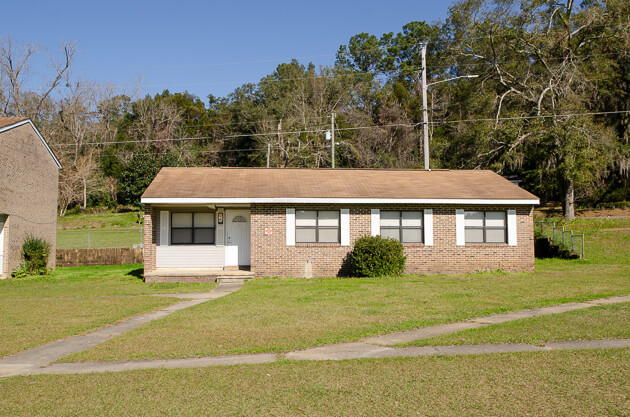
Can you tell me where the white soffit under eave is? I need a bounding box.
[141,197,540,205]
[0,119,62,169]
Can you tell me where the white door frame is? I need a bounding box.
[225,209,251,266]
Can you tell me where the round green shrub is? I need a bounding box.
[21,235,51,275]
[351,235,406,277]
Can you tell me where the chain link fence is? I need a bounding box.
[536,221,585,259]
[57,228,144,249]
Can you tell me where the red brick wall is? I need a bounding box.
[144,203,535,278]
[143,206,158,273]
[250,204,534,278]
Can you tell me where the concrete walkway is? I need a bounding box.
[1,291,628,378]
[361,294,630,346]
[0,283,242,378]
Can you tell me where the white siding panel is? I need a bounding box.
[371,209,380,236]
[286,208,295,246]
[340,209,350,246]
[456,209,465,246]
[156,246,225,268]
[423,209,433,246]
[507,209,517,246]
[160,211,169,246]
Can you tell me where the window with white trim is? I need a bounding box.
[380,211,423,243]
[296,210,340,243]
[171,212,215,244]
[464,211,506,243]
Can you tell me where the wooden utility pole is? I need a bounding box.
[421,43,430,170]
[331,112,336,168]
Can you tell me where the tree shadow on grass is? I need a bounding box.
[126,268,144,281]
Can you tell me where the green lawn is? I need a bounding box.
[0,297,175,358]
[57,210,143,248]
[2,349,629,416]
[57,210,142,230]
[61,217,629,362]
[0,264,215,299]
[408,302,630,347]
[0,265,216,358]
[57,229,143,249]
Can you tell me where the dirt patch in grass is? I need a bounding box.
[2,349,629,416]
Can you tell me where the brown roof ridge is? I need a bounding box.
[159,166,476,172]
[0,117,29,130]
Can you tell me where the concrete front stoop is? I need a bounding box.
[144,268,255,283]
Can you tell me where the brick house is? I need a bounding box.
[141,168,539,282]
[0,118,61,277]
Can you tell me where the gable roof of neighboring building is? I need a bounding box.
[142,167,539,205]
[0,117,62,169]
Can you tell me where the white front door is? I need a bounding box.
[226,210,251,266]
[0,216,5,275]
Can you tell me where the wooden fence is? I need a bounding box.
[56,248,143,267]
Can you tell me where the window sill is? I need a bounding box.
[463,243,509,246]
[402,243,425,247]
[295,243,341,247]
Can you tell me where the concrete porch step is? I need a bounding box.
[145,268,255,283]
[216,276,254,283]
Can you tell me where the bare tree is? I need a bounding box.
[0,35,75,119]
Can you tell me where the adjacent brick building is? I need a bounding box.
[141,168,538,282]
[0,118,61,277]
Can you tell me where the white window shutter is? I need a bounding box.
[423,209,433,246]
[286,208,295,246]
[371,209,380,236]
[160,211,169,246]
[340,209,350,246]
[507,209,517,246]
[456,209,465,246]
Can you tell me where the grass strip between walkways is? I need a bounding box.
[406,301,630,347]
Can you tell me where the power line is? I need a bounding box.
[48,110,629,149]
[430,110,630,125]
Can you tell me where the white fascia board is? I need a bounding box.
[0,119,62,169]
[141,197,540,205]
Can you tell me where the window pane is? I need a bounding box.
[319,228,339,243]
[296,228,316,243]
[402,211,422,227]
[465,228,484,243]
[464,211,484,227]
[172,213,192,227]
[402,228,422,243]
[194,228,214,244]
[485,212,506,227]
[380,211,400,227]
[380,228,400,241]
[486,228,506,243]
[195,212,215,227]
[318,211,339,227]
[171,228,192,244]
[296,210,317,227]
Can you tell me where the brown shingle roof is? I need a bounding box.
[142,168,538,202]
[0,117,28,129]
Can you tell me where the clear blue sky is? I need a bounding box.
[3,0,454,102]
